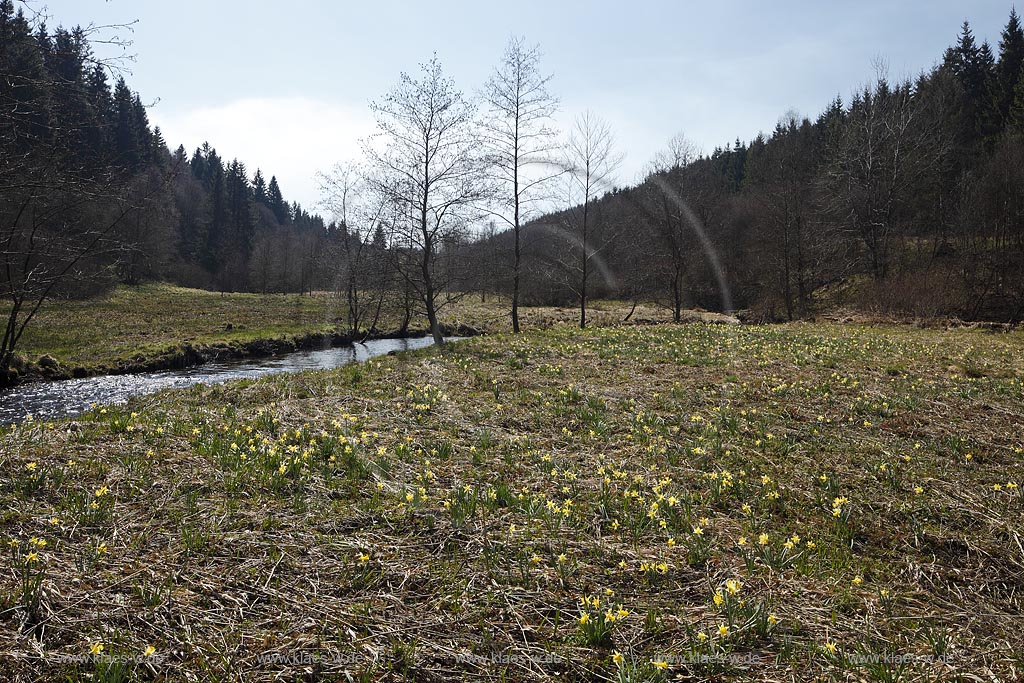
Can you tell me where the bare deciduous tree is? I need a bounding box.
[318,161,391,336]
[743,116,826,319]
[562,111,622,328]
[362,55,485,345]
[1,6,142,383]
[824,71,950,280]
[1,171,139,382]
[641,131,701,321]
[645,131,699,177]
[481,36,560,333]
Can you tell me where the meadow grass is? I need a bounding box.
[5,283,684,373]
[6,284,342,369]
[1,320,1022,681]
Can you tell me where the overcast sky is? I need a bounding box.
[32,0,1017,210]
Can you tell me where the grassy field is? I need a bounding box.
[1,320,1023,681]
[6,284,343,370]
[5,283,688,374]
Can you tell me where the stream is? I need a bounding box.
[0,336,456,423]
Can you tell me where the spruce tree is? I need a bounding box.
[131,93,153,166]
[947,22,998,144]
[948,21,981,81]
[1,2,50,146]
[204,153,228,271]
[112,77,139,168]
[47,27,91,157]
[996,9,1024,126]
[1011,61,1024,130]
[266,175,288,224]
[189,146,207,181]
[172,144,187,166]
[371,223,387,249]
[252,169,268,205]
[225,159,254,254]
[85,64,113,161]
[151,125,168,165]
[977,41,1000,139]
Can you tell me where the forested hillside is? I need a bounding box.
[0,0,333,301]
[4,0,1024,342]
[499,15,1024,321]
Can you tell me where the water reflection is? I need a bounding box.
[0,336,457,423]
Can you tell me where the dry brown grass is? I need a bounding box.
[1,320,1022,681]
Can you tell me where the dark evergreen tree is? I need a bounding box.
[0,1,50,147]
[151,125,168,165]
[978,41,1000,138]
[85,64,113,162]
[371,223,387,249]
[46,27,92,160]
[995,8,1024,126]
[2,0,333,305]
[226,159,254,250]
[252,168,268,206]
[266,175,288,224]
[131,93,153,165]
[202,148,228,272]
[112,77,140,168]
[189,145,208,182]
[1012,62,1024,129]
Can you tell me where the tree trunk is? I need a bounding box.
[425,290,443,345]
[512,129,522,334]
[421,192,444,346]
[672,261,684,323]
[623,299,638,322]
[579,196,590,329]
[512,224,521,334]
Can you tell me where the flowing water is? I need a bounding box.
[0,336,458,423]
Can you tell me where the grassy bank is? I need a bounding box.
[4,284,692,378]
[7,284,341,370]
[1,322,1022,681]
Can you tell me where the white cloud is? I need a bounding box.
[151,97,376,211]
